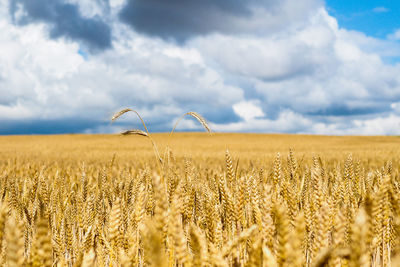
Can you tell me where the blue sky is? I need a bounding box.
[326,1,400,38]
[1,0,400,135]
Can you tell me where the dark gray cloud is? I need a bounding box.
[307,104,391,117]
[324,106,377,117]
[9,0,112,51]
[201,107,240,124]
[0,118,104,135]
[119,0,255,42]
[0,117,182,135]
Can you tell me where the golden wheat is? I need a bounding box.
[0,113,400,266]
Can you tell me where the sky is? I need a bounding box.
[1,0,400,135]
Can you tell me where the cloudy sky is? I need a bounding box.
[1,0,400,135]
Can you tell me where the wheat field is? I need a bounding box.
[0,132,400,266]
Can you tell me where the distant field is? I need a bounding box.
[0,133,399,266]
[1,133,399,165]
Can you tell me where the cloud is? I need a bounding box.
[193,8,400,122]
[233,101,265,121]
[212,111,400,136]
[118,0,251,42]
[372,7,389,13]
[388,29,400,41]
[9,0,112,51]
[2,0,400,135]
[119,0,322,42]
[211,110,314,133]
[311,114,400,135]
[0,5,243,134]
[0,118,105,135]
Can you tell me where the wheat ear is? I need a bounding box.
[111,108,162,164]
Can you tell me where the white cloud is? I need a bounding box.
[193,8,400,124]
[233,101,265,121]
[352,115,400,135]
[334,40,362,61]
[0,102,35,120]
[312,114,400,135]
[213,111,400,136]
[211,110,313,133]
[372,7,389,13]
[109,0,126,9]
[388,29,400,41]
